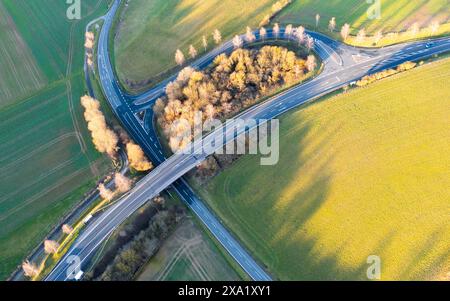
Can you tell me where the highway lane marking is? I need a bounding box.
[175,181,271,280]
[72,121,173,249]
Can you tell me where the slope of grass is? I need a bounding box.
[114,0,275,91]
[198,59,450,280]
[0,0,111,279]
[275,0,450,45]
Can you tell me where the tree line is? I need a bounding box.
[355,61,417,87]
[83,196,184,281]
[155,45,317,152]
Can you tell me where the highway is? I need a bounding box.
[45,0,450,281]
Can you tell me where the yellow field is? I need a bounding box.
[275,0,450,47]
[114,0,275,91]
[276,0,450,34]
[200,58,450,280]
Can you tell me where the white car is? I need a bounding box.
[74,270,84,281]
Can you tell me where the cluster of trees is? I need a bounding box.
[22,261,39,278]
[81,95,119,158]
[98,183,115,201]
[44,240,59,254]
[80,95,152,172]
[98,172,132,202]
[126,142,153,171]
[159,46,316,152]
[62,224,73,235]
[355,61,416,87]
[114,172,132,193]
[97,205,183,281]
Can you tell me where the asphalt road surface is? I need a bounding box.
[45,0,450,281]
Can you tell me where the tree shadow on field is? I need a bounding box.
[397,226,450,280]
[226,107,450,280]
[217,113,344,280]
[170,0,274,37]
[260,115,343,280]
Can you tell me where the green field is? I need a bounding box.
[275,0,450,35]
[115,0,450,90]
[114,0,276,91]
[198,59,450,280]
[0,0,111,279]
[0,1,46,108]
[137,218,240,281]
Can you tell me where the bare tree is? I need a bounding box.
[429,21,439,35]
[232,35,243,49]
[285,24,293,38]
[114,172,131,193]
[374,30,383,45]
[306,36,315,52]
[213,29,222,44]
[22,261,39,278]
[356,28,366,43]
[175,49,185,66]
[260,27,267,41]
[98,183,115,201]
[188,45,197,59]
[306,55,316,72]
[84,39,94,50]
[87,52,94,67]
[44,240,59,254]
[245,26,256,43]
[126,142,153,171]
[295,26,305,46]
[340,23,350,40]
[202,35,208,51]
[328,17,336,32]
[84,31,95,50]
[273,23,280,40]
[315,14,320,28]
[62,224,73,235]
[153,98,165,116]
[85,31,94,41]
